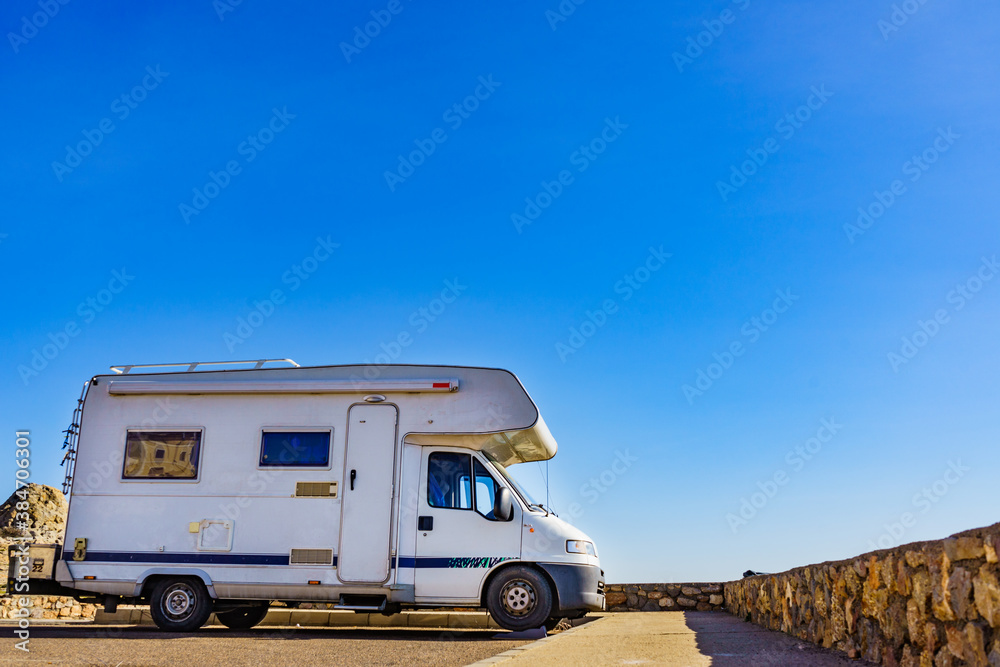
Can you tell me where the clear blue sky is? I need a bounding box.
[2,0,998,583]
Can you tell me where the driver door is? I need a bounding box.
[413,449,521,602]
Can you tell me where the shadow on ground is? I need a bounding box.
[685,612,875,666]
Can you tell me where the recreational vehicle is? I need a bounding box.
[9,361,605,632]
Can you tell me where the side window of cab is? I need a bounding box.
[428,452,472,510]
[473,459,501,520]
[427,452,506,521]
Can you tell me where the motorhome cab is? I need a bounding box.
[19,361,604,632]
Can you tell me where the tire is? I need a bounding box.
[216,603,270,630]
[149,578,213,632]
[486,566,553,632]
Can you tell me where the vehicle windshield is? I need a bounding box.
[483,453,543,510]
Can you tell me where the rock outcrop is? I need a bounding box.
[0,484,96,621]
[0,483,67,543]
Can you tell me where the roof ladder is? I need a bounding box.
[61,382,89,495]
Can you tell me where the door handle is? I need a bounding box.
[350,469,356,490]
[418,516,433,531]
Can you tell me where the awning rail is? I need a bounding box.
[106,378,460,395]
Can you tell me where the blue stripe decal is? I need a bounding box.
[394,556,515,569]
[66,552,512,569]
[64,551,290,566]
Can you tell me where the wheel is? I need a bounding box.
[216,603,270,630]
[486,566,553,632]
[149,578,213,632]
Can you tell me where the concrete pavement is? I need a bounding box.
[473,612,874,666]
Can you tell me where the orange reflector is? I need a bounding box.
[308,580,320,585]
[84,576,96,580]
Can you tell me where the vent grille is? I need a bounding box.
[295,481,338,498]
[290,548,334,565]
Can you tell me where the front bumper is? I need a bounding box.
[537,562,605,613]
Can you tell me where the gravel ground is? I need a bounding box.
[0,624,532,667]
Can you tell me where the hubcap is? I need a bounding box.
[500,579,536,617]
[162,583,197,621]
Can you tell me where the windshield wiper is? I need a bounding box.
[533,503,557,517]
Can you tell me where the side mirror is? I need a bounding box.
[494,488,514,521]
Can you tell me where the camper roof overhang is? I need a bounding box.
[95,363,558,465]
[403,414,557,466]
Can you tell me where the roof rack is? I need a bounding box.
[109,359,301,375]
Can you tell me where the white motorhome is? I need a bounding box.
[14,361,604,632]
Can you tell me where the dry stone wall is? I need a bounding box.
[724,522,1000,666]
[0,484,96,621]
[604,582,726,612]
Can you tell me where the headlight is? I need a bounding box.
[566,540,597,557]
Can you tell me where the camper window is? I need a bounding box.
[122,431,201,479]
[428,452,472,510]
[259,431,331,467]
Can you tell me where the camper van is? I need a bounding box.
[12,361,604,632]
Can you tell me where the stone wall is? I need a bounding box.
[0,598,97,621]
[724,522,1000,666]
[0,484,97,621]
[605,583,726,612]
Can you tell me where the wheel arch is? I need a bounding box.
[479,561,559,612]
[135,568,218,599]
